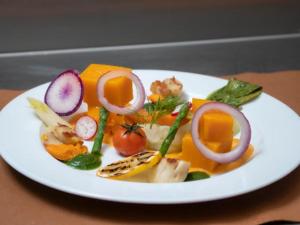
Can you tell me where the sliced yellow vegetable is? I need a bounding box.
[97,151,162,180]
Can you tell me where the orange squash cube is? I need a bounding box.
[80,64,133,107]
[200,110,233,143]
[180,133,232,172]
[191,98,210,113]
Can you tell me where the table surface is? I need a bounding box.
[1,1,300,224]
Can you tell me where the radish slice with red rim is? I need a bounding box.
[75,116,98,140]
[191,102,251,163]
[45,70,83,116]
[171,102,192,116]
[97,70,146,115]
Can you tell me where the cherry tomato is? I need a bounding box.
[112,124,147,156]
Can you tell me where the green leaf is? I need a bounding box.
[207,78,262,107]
[184,171,210,182]
[66,153,101,170]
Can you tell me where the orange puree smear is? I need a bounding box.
[213,139,254,173]
[166,139,254,174]
[45,143,88,161]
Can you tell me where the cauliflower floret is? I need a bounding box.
[143,122,190,153]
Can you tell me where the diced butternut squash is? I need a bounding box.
[192,98,210,113]
[80,64,133,107]
[157,113,189,126]
[167,137,254,174]
[214,139,254,173]
[200,110,233,143]
[87,106,125,132]
[180,133,232,172]
[86,106,100,121]
[104,76,133,107]
[147,94,162,103]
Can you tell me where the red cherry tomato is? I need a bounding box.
[112,124,147,156]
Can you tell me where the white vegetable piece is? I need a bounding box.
[28,97,72,128]
[28,98,81,144]
[149,158,190,183]
[144,122,190,153]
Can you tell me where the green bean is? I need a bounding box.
[92,107,109,155]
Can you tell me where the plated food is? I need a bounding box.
[27,64,263,183]
[1,67,300,203]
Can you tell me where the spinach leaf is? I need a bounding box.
[207,78,262,107]
[66,153,101,170]
[184,171,210,182]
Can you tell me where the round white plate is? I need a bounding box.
[0,69,299,204]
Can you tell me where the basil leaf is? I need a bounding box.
[184,171,210,182]
[66,153,101,170]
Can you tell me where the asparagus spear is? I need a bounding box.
[91,107,109,155]
[159,102,190,156]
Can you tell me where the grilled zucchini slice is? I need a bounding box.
[97,150,161,180]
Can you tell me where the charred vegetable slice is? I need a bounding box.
[97,151,161,179]
[207,78,262,107]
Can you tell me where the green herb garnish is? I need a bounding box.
[144,96,183,125]
[184,171,210,182]
[207,78,262,107]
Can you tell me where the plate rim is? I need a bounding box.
[1,69,299,204]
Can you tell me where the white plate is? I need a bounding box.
[0,69,299,204]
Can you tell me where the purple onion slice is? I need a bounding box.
[97,70,146,115]
[191,102,251,163]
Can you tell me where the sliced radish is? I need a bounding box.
[75,116,98,140]
[44,70,83,116]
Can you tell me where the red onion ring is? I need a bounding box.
[191,102,251,163]
[97,70,146,115]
